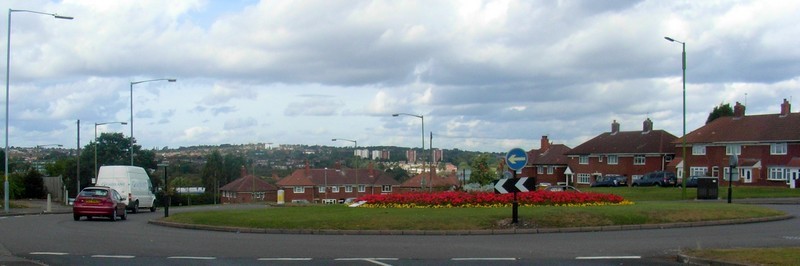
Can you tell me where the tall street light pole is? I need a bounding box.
[5,9,73,213]
[392,113,424,190]
[332,138,358,197]
[665,36,688,199]
[129,79,176,166]
[94,121,127,178]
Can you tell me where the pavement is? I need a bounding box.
[2,197,799,265]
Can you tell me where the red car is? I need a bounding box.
[73,186,127,221]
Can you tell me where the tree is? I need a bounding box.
[706,103,734,124]
[468,154,497,185]
[22,169,45,199]
[201,150,224,197]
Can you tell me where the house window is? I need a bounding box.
[381,185,392,192]
[345,186,353,193]
[358,185,366,192]
[332,186,339,193]
[607,155,618,165]
[712,166,719,178]
[579,156,588,165]
[318,186,325,193]
[768,167,786,181]
[293,187,304,194]
[537,166,543,174]
[726,144,741,155]
[547,166,554,174]
[690,167,708,177]
[724,167,740,181]
[577,173,590,184]
[692,144,706,155]
[771,143,787,155]
[634,155,645,165]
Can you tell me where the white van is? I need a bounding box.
[95,165,157,213]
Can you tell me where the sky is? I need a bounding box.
[1,0,799,153]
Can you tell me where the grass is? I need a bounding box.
[164,202,785,230]
[583,186,800,201]
[684,247,800,265]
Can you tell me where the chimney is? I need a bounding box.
[305,160,310,177]
[241,165,247,177]
[540,136,550,151]
[334,161,341,170]
[611,120,620,134]
[368,162,375,177]
[733,102,746,119]
[642,118,653,133]
[780,98,791,117]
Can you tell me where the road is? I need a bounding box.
[1,204,798,265]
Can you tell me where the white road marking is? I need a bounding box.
[336,258,398,266]
[576,256,642,260]
[29,252,68,256]
[167,256,216,260]
[258,258,313,261]
[91,255,135,259]
[452,258,517,261]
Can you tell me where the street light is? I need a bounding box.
[94,121,127,178]
[5,8,73,213]
[129,78,176,166]
[332,138,358,197]
[392,113,425,190]
[665,36,688,199]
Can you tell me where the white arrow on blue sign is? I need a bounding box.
[505,148,528,171]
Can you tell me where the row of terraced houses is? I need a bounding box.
[526,99,800,189]
[218,99,799,204]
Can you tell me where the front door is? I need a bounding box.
[742,168,753,183]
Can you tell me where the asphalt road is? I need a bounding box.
[1,203,798,265]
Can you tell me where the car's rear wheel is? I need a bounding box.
[121,209,127,220]
[73,214,80,221]
[132,201,139,214]
[150,205,156,212]
[110,212,117,222]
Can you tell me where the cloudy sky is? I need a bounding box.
[2,0,799,153]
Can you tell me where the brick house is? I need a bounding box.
[673,99,800,188]
[566,119,678,186]
[398,166,460,192]
[276,162,399,203]
[519,136,572,186]
[220,167,278,203]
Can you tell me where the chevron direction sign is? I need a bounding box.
[494,177,536,194]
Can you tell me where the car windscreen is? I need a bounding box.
[79,189,109,197]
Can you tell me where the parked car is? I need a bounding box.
[679,176,704,188]
[632,171,677,187]
[543,185,582,193]
[73,186,127,221]
[591,175,627,187]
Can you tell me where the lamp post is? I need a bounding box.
[129,78,176,166]
[665,36,688,199]
[728,154,737,204]
[392,113,425,190]
[94,121,127,178]
[157,162,169,217]
[332,138,358,197]
[5,9,73,213]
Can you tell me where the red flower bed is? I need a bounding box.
[357,191,626,208]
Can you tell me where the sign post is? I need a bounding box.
[506,148,528,224]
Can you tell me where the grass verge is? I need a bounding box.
[163,202,784,230]
[684,247,800,265]
[583,186,800,201]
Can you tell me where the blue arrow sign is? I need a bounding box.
[505,148,528,171]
